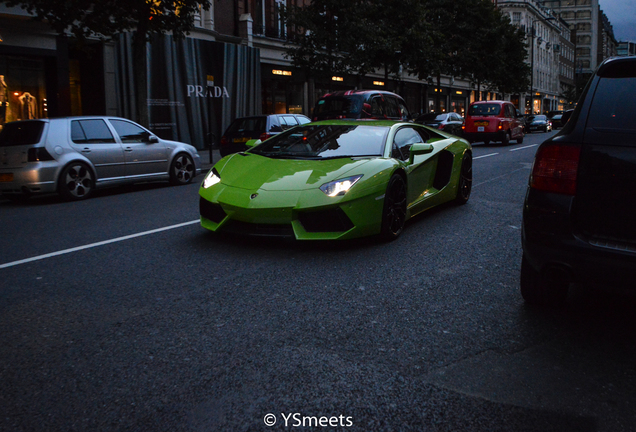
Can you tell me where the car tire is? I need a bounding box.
[501,132,510,145]
[520,255,569,307]
[516,134,524,144]
[380,174,407,241]
[170,153,195,185]
[58,162,94,201]
[454,153,472,205]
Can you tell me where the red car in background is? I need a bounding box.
[462,100,524,145]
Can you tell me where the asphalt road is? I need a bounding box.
[1,130,635,432]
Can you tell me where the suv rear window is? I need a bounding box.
[587,76,636,133]
[0,121,45,147]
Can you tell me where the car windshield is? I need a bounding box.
[468,104,501,116]
[532,115,547,122]
[314,96,363,118]
[0,121,45,147]
[250,124,389,159]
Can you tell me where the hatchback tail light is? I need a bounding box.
[530,143,581,195]
[27,147,54,162]
[437,124,445,130]
[220,136,228,147]
[260,132,273,141]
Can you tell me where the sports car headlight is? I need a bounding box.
[320,175,363,197]
[203,168,221,189]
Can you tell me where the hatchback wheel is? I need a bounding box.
[58,162,94,201]
[170,153,195,185]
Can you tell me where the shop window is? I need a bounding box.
[0,56,48,128]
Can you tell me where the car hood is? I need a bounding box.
[217,153,374,191]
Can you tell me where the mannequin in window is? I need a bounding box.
[19,91,37,120]
[0,75,7,124]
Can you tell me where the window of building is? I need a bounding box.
[0,56,48,127]
[577,35,591,44]
[577,10,591,19]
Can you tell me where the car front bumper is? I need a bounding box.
[199,183,385,240]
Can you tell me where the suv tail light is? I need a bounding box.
[27,147,54,162]
[530,143,581,195]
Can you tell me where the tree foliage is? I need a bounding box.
[6,0,210,125]
[284,0,530,99]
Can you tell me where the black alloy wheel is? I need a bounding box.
[58,162,94,201]
[170,153,195,185]
[380,174,407,241]
[454,153,472,205]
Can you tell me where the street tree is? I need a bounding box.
[5,0,209,126]
[283,0,439,94]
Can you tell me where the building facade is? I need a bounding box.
[498,0,572,113]
[541,0,618,95]
[4,0,618,149]
[617,41,636,56]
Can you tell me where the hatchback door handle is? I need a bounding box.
[81,148,91,153]
[124,147,133,152]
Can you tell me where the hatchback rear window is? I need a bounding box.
[468,104,501,116]
[0,121,45,147]
[226,117,267,134]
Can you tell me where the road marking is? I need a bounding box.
[509,144,539,152]
[474,167,528,188]
[473,153,499,160]
[0,220,200,269]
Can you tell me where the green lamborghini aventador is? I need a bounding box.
[199,120,472,240]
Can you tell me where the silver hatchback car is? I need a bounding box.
[0,116,201,200]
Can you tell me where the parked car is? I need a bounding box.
[0,117,201,201]
[219,114,311,157]
[200,120,472,241]
[520,56,636,306]
[526,114,553,132]
[462,100,524,145]
[549,113,564,129]
[414,112,464,136]
[312,90,411,122]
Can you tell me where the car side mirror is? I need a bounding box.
[409,142,434,164]
[245,139,261,148]
[148,135,159,144]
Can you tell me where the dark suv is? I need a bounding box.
[521,57,636,306]
[219,114,311,157]
[312,90,410,121]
